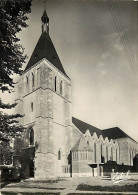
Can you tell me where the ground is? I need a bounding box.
[1,176,138,195]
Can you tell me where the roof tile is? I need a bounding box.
[24,32,68,78]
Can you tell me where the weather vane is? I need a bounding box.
[44,0,48,10]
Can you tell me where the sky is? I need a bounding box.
[2,0,138,141]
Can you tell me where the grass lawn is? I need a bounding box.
[69,194,132,195]
[76,182,138,192]
[1,193,60,195]
[68,192,134,195]
[1,179,65,190]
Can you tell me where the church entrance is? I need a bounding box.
[30,159,34,177]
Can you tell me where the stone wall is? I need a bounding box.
[116,138,138,166]
[72,158,92,177]
[71,124,82,150]
[15,59,72,179]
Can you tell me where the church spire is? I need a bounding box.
[41,1,49,34]
[24,1,68,78]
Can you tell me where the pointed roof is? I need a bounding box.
[72,117,136,142]
[102,127,135,141]
[85,129,91,137]
[72,117,101,137]
[71,137,91,152]
[24,32,68,77]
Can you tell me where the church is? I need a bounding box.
[13,8,138,179]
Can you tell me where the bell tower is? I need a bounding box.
[16,6,72,179]
[41,8,49,34]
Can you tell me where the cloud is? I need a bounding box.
[104,32,124,52]
[102,52,110,59]
[101,70,107,75]
[114,43,123,51]
[96,62,107,76]
[97,62,104,67]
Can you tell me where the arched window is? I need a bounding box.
[101,145,105,163]
[101,144,103,162]
[60,81,62,96]
[55,76,57,92]
[30,129,34,145]
[111,148,113,160]
[26,76,28,84]
[116,149,118,162]
[130,150,131,165]
[32,73,34,90]
[106,146,108,161]
[94,143,96,163]
[76,152,78,160]
[86,152,87,160]
[58,149,61,160]
[101,145,102,156]
[80,153,82,160]
[31,102,33,112]
[82,152,84,160]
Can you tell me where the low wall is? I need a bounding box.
[117,164,134,172]
[103,161,134,177]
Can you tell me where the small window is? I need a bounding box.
[86,153,87,160]
[80,153,82,160]
[58,150,61,160]
[30,129,34,145]
[111,148,113,160]
[55,76,57,92]
[26,76,28,84]
[76,152,78,159]
[101,145,102,156]
[60,81,63,95]
[101,145,104,163]
[72,153,74,160]
[116,149,117,162]
[94,143,96,163]
[32,73,34,89]
[34,54,38,58]
[130,150,132,165]
[31,102,33,112]
[106,146,108,161]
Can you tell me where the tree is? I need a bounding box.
[0,0,32,92]
[0,0,32,164]
[0,140,13,165]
